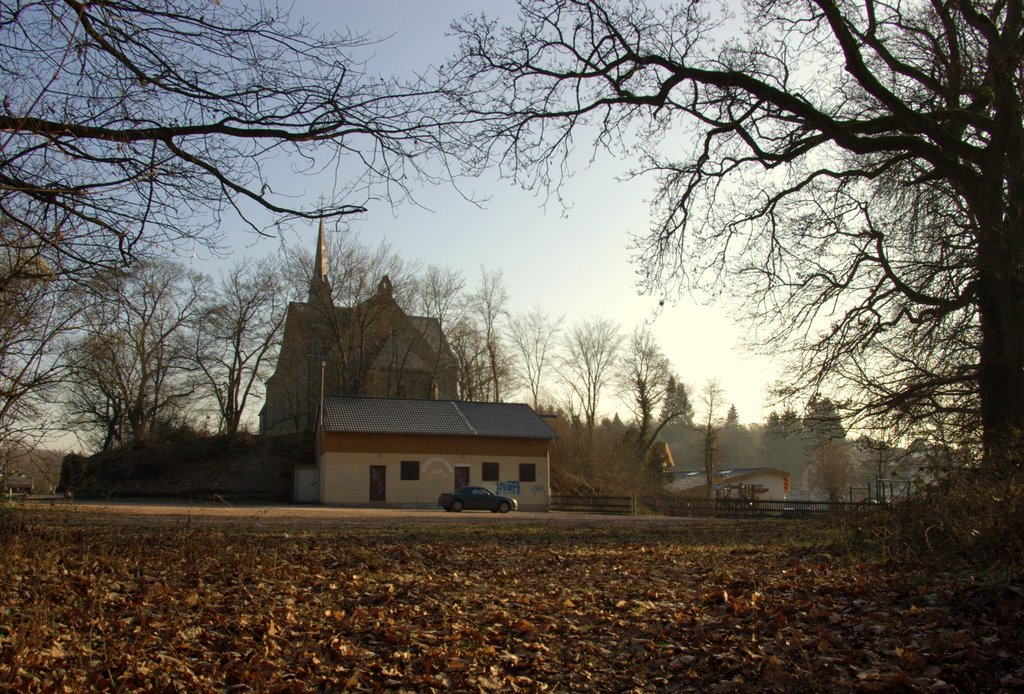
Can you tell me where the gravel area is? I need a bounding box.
[20,498,720,529]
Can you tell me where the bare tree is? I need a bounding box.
[194,258,287,436]
[1,229,77,452]
[855,435,904,484]
[442,0,1024,466]
[617,326,687,476]
[699,380,725,499]
[447,316,492,401]
[1,0,456,283]
[63,331,129,452]
[507,304,563,409]
[3,1,463,446]
[415,264,467,392]
[468,267,513,401]
[806,441,855,502]
[558,317,623,432]
[548,412,642,494]
[64,260,207,449]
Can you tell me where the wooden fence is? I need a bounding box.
[550,495,636,515]
[551,494,887,518]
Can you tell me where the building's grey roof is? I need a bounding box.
[675,467,782,478]
[2,474,33,489]
[321,396,558,440]
[671,468,788,489]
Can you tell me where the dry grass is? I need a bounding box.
[869,470,1024,580]
[1,505,1021,692]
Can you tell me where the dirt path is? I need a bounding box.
[21,498,722,529]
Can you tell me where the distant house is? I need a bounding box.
[2,474,33,496]
[669,467,791,500]
[312,396,558,511]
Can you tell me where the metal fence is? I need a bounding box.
[551,494,888,518]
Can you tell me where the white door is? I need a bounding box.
[294,466,316,503]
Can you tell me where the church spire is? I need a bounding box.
[308,219,332,304]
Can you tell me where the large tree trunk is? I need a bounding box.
[975,204,1024,468]
[974,38,1024,468]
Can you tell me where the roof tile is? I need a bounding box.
[321,396,557,440]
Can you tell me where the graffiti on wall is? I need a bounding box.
[495,481,548,496]
[496,480,520,496]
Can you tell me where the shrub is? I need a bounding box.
[0,501,22,542]
[887,468,1024,578]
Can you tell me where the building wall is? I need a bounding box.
[737,471,790,499]
[260,303,327,434]
[317,433,551,511]
[670,469,791,499]
[261,295,459,435]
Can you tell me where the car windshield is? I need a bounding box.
[473,488,493,495]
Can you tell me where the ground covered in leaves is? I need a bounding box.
[2,506,1022,692]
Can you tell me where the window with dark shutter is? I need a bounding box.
[519,463,536,483]
[482,462,499,481]
[400,460,420,480]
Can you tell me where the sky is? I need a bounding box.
[193,0,783,426]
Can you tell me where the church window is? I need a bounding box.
[306,337,325,360]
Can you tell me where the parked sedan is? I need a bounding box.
[438,486,518,513]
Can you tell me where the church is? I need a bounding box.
[259,223,458,435]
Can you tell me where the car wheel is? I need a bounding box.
[451,499,464,512]
[498,501,511,513]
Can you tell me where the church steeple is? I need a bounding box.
[308,219,332,304]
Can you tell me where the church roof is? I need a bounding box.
[307,219,332,304]
[321,396,558,440]
[407,315,447,354]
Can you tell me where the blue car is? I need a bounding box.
[438,486,518,513]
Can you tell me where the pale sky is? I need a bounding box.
[195,0,782,426]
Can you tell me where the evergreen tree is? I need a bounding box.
[803,396,846,447]
[724,405,739,429]
[719,405,758,470]
[760,407,809,494]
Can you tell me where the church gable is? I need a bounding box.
[259,227,457,435]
